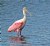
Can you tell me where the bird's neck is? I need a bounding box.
[23,10,26,20]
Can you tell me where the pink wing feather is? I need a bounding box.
[8,21,23,32]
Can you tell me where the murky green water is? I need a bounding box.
[0,0,50,46]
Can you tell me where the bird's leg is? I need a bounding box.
[20,30,24,37]
[19,29,23,37]
[20,31,21,36]
[17,29,21,37]
[17,31,21,37]
[17,29,20,37]
[17,29,22,37]
[17,31,19,37]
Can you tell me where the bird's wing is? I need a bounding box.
[9,21,24,31]
[14,22,24,29]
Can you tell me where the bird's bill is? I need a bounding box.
[27,11,32,16]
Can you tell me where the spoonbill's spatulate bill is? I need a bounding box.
[8,7,31,36]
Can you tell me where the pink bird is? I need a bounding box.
[8,7,31,37]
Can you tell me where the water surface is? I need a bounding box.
[0,0,50,46]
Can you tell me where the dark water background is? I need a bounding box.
[0,0,50,46]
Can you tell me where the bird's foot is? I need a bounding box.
[17,35,24,38]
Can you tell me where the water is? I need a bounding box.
[0,0,50,46]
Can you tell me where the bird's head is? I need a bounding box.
[23,7,27,14]
[23,7,32,16]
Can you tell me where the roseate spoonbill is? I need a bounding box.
[8,7,31,37]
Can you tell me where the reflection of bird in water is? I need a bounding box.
[8,7,31,37]
[9,36,26,44]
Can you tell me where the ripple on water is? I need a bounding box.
[1,34,33,46]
